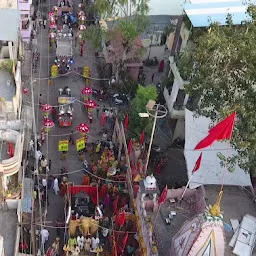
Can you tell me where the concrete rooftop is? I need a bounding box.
[0,209,17,256]
[0,0,17,9]
[0,70,15,101]
[204,185,256,255]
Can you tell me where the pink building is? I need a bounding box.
[18,0,33,42]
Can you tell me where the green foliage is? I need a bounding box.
[130,85,158,136]
[82,25,104,50]
[94,0,149,19]
[87,0,149,58]
[0,60,15,75]
[176,50,193,80]
[183,8,256,173]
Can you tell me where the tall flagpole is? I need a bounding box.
[153,203,162,227]
[180,174,194,200]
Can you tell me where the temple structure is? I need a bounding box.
[170,192,226,256]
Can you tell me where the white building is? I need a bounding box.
[0,0,33,43]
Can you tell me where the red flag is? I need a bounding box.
[192,153,202,173]
[128,139,132,155]
[194,112,236,150]
[140,130,145,144]
[158,185,168,204]
[124,114,129,131]
[113,195,119,213]
[116,211,126,226]
[122,232,128,247]
[8,142,14,158]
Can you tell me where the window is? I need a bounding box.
[21,14,29,19]
[21,19,30,30]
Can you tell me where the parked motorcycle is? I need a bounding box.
[113,93,129,106]
[143,57,159,67]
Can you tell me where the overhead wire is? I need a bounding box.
[32,69,110,81]
[32,2,45,255]
[44,0,51,228]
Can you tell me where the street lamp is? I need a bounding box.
[139,100,167,172]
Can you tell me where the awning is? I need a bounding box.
[184,1,251,27]
[184,109,252,189]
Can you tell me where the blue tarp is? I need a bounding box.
[22,197,32,213]
[69,13,77,23]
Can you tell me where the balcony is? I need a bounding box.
[21,20,32,41]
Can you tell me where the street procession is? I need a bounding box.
[18,0,165,255]
[2,0,256,255]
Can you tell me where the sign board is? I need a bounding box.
[58,97,76,104]
[76,138,85,151]
[58,140,69,152]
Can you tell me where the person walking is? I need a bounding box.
[41,128,45,145]
[48,159,52,170]
[89,114,93,126]
[42,176,47,188]
[43,19,47,29]
[102,131,108,147]
[40,228,49,245]
[55,219,63,237]
[51,107,57,122]
[69,131,75,145]
[40,156,48,172]
[39,94,43,108]
[42,188,49,206]
[105,109,110,123]
[96,106,100,118]
[53,177,60,195]
[151,73,155,83]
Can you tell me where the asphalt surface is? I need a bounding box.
[32,1,108,254]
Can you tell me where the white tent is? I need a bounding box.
[184,109,252,189]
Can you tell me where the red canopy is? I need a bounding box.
[81,87,92,95]
[68,185,98,205]
[85,100,97,108]
[77,123,90,133]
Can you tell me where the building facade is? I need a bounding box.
[18,0,33,42]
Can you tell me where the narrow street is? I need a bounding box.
[33,0,107,252]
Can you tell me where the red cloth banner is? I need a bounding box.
[8,142,14,158]
[116,211,126,226]
[124,114,129,131]
[68,186,98,205]
[192,152,203,173]
[158,185,168,204]
[122,232,128,247]
[113,195,119,213]
[99,184,108,200]
[128,139,133,155]
[194,112,236,150]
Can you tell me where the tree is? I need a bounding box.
[130,85,158,136]
[182,7,256,173]
[84,0,150,82]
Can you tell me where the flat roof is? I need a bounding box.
[0,70,15,101]
[0,9,20,41]
[184,1,252,27]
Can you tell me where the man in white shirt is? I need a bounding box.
[42,177,47,188]
[40,228,49,245]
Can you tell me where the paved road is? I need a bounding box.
[33,1,107,253]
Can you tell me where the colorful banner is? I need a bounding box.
[76,138,85,151]
[58,97,76,104]
[58,140,69,152]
